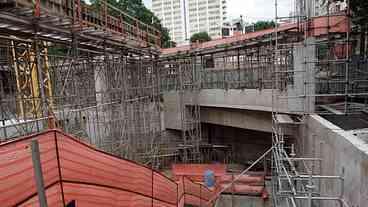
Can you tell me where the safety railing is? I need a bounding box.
[1,0,161,48]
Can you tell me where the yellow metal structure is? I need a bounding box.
[11,41,53,120]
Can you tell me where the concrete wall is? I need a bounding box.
[300,115,368,207]
[163,91,182,130]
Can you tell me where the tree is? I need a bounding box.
[253,21,275,32]
[160,27,175,48]
[349,0,368,57]
[90,0,173,48]
[190,32,211,43]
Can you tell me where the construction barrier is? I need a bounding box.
[173,164,267,197]
[177,177,216,207]
[172,164,226,182]
[0,130,216,207]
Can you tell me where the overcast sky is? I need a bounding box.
[143,0,293,22]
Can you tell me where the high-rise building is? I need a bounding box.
[295,0,347,18]
[152,0,227,46]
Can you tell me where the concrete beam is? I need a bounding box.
[198,89,276,112]
[200,107,272,133]
[163,89,296,134]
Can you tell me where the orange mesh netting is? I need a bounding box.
[172,164,226,182]
[177,177,216,207]
[0,130,217,207]
[173,164,267,197]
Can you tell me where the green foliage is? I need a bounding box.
[90,0,173,48]
[253,21,276,32]
[349,0,368,26]
[190,32,211,43]
[47,45,68,56]
[160,27,174,48]
[349,0,368,56]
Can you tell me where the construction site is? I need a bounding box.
[0,0,367,206]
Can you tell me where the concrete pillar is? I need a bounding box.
[289,37,316,113]
[94,57,112,151]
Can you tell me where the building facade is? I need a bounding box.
[152,0,227,46]
[296,0,347,18]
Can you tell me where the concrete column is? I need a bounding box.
[94,57,112,151]
[289,37,316,113]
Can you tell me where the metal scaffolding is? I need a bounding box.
[0,38,166,163]
[158,54,202,163]
[0,0,367,183]
[271,0,358,206]
[0,0,165,168]
[0,0,205,168]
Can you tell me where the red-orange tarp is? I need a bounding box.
[0,130,216,207]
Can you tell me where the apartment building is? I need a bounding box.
[152,0,227,46]
[296,0,347,17]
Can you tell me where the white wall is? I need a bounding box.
[300,115,368,207]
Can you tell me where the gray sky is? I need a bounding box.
[143,0,152,8]
[143,0,293,22]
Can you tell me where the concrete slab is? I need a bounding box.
[194,103,273,112]
[275,114,296,124]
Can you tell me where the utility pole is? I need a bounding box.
[183,0,188,41]
[31,140,48,207]
[240,15,244,34]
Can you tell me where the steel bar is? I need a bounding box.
[31,140,48,207]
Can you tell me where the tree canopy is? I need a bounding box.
[349,0,368,56]
[253,21,276,32]
[90,0,173,48]
[349,0,368,25]
[190,32,211,43]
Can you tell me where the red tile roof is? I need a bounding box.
[161,15,349,55]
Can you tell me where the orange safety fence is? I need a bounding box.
[0,130,217,207]
[217,173,266,196]
[173,164,268,198]
[177,176,216,207]
[172,164,226,182]
[0,132,62,206]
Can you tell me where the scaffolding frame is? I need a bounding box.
[158,53,202,163]
[0,0,166,168]
[271,0,357,206]
[1,0,367,177]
